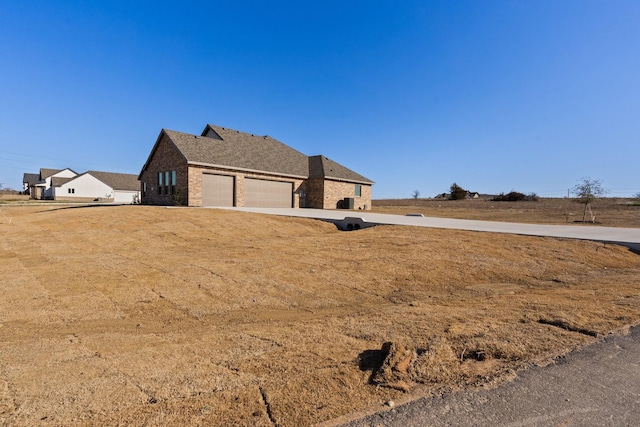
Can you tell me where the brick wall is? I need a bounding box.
[322,180,372,210]
[304,178,324,208]
[140,134,189,206]
[187,165,304,207]
[140,132,371,209]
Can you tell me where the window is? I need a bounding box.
[157,171,177,195]
[355,184,362,197]
[68,188,75,194]
[142,182,147,198]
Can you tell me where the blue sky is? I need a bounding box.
[1,1,639,198]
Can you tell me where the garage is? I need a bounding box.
[202,173,234,207]
[244,178,292,208]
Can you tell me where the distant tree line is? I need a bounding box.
[491,191,539,202]
[412,177,636,210]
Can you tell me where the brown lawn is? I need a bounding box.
[0,202,639,426]
[373,197,640,227]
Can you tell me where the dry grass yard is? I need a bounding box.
[1,202,639,426]
[373,197,640,228]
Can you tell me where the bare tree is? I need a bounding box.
[572,177,607,223]
[411,190,420,199]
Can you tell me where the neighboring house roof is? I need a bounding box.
[39,167,77,180]
[140,124,374,184]
[53,171,139,191]
[308,155,373,184]
[43,171,140,191]
[51,177,74,187]
[86,171,140,191]
[23,173,40,186]
[40,168,62,179]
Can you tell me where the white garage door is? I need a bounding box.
[113,190,138,204]
[244,178,293,208]
[202,173,234,207]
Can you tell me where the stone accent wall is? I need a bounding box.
[140,134,190,206]
[322,180,372,210]
[187,167,203,207]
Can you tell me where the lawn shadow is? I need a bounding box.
[35,203,133,213]
[358,343,391,384]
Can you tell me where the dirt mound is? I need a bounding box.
[370,342,415,392]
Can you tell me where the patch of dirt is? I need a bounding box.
[0,204,639,426]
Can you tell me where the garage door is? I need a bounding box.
[202,173,234,207]
[244,178,293,208]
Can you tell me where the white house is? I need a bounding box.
[23,168,140,203]
[39,168,77,199]
[53,173,113,201]
[52,171,140,203]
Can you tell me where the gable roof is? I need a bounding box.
[23,173,40,186]
[140,123,373,184]
[49,171,139,191]
[308,155,373,184]
[163,126,310,178]
[51,177,74,187]
[39,168,77,180]
[87,171,140,191]
[39,168,62,179]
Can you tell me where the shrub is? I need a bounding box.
[449,183,468,200]
[491,191,539,202]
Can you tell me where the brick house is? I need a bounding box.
[139,124,373,209]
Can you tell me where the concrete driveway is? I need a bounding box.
[220,207,640,252]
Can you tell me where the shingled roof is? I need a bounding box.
[308,155,373,184]
[39,168,77,180]
[141,124,373,184]
[163,125,310,178]
[48,171,139,191]
[87,171,140,191]
[39,168,62,179]
[23,173,40,186]
[50,177,74,187]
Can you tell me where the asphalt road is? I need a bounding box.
[224,208,640,251]
[336,325,640,427]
